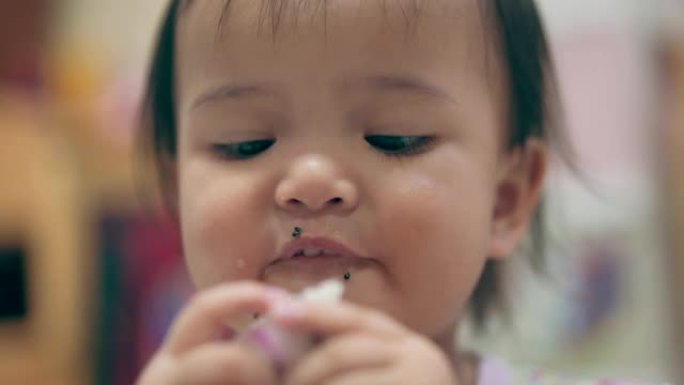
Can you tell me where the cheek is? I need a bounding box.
[375,171,495,332]
[377,171,494,262]
[179,162,273,287]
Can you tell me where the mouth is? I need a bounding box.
[261,236,372,286]
[273,236,365,262]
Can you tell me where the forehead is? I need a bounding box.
[178,0,486,46]
[180,0,480,26]
[175,0,501,111]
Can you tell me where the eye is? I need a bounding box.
[364,135,434,156]
[212,139,276,160]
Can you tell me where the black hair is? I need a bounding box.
[140,0,568,330]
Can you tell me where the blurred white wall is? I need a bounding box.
[537,0,680,34]
[463,1,682,383]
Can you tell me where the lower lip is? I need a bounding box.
[261,255,367,283]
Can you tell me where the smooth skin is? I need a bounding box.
[138,0,547,384]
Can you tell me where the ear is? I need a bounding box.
[488,138,547,260]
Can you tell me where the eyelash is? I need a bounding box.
[364,135,435,157]
[211,135,434,160]
[211,139,276,160]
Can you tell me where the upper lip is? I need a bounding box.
[273,236,364,263]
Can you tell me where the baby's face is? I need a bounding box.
[175,0,513,338]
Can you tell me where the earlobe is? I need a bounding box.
[488,138,547,260]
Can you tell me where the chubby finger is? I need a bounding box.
[176,342,277,385]
[284,334,393,385]
[270,300,405,338]
[164,281,289,355]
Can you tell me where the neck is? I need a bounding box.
[433,327,480,385]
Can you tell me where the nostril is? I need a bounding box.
[279,196,347,211]
[329,197,343,205]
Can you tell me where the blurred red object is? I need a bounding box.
[0,0,50,87]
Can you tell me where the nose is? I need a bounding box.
[275,155,359,216]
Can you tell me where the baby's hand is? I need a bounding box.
[272,300,459,385]
[136,282,285,385]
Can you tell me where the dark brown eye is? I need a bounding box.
[212,139,275,160]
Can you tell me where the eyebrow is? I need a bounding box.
[191,84,277,110]
[355,74,457,104]
[190,73,456,110]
